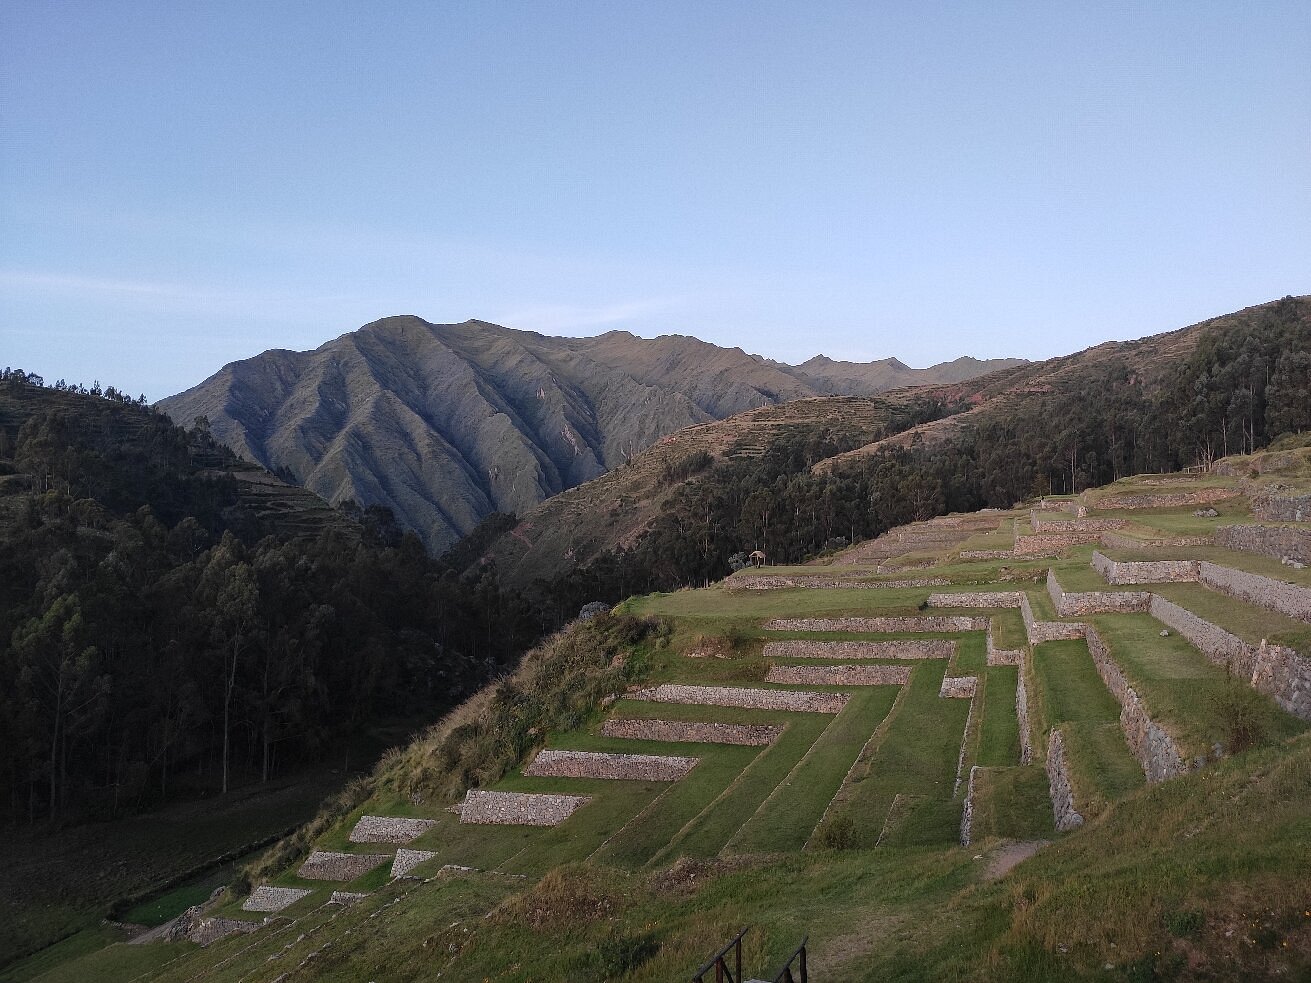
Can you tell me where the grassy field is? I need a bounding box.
[976,667,1021,767]
[969,765,1054,841]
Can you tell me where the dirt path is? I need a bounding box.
[985,839,1048,880]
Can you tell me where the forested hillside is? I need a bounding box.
[0,372,540,826]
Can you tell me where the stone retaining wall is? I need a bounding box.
[298,850,390,881]
[1100,531,1213,550]
[1147,595,1254,676]
[960,549,1016,560]
[1252,492,1311,522]
[243,885,311,913]
[926,590,1024,609]
[1198,561,1311,623]
[600,718,783,745]
[1094,488,1238,510]
[1216,524,1311,566]
[764,616,987,632]
[1091,551,1199,585]
[1015,532,1103,554]
[730,576,950,591]
[1031,515,1129,533]
[763,639,955,660]
[1019,590,1087,645]
[524,749,698,781]
[939,675,978,698]
[1085,627,1188,782]
[349,815,438,844]
[987,619,1024,666]
[1047,569,1151,616]
[1252,642,1311,720]
[1016,665,1033,764]
[1046,728,1084,831]
[959,765,980,846]
[631,683,850,713]
[459,790,591,826]
[391,849,438,878]
[765,664,911,686]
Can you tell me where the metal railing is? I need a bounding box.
[692,926,748,983]
[769,936,808,982]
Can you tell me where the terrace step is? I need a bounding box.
[523,748,698,781]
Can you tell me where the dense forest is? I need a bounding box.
[525,296,1311,610]
[0,372,541,825]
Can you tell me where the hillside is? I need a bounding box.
[474,296,1311,592]
[158,318,1021,553]
[32,450,1311,981]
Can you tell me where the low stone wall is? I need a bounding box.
[1094,488,1238,510]
[330,891,368,905]
[243,885,312,913]
[765,616,987,633]
[1252,492,1311,522]
[1047,569,1151,616]
[959,765,980,846]
[1252,642,1311,720]
[730,575,951,590]
[1147,595,1254,676]
[765,664,911,686]
[1037,498,1079,512]
[1085,626,1188,782]
[960,549,1016,560]
[600,718,783,746]
[1198,561,1311,623]
[1100,531,1213,550]
[1031,515,1129,533]
[1028,620,1088,644]
[1216,524,1311,566]
[926,590,1024,609]
[986,619,1024,666]
[459,790,591,826]
[1046,728,1084,831]
[1015,532,1103,554]
[298,850,390,882]
[391,848,438,878]
[349,815,437,844]
[1016,666,1033,764]
[175,913,261,946]
[763,639,955,660]
[631,683,850,713]
[1091,550,1199,585]
[939,675,977,698]
[524,749,698,781]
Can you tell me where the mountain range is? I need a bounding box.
[159,318,1022,552]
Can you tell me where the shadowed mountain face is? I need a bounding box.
[160,317,1022,552]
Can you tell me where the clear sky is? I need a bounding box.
[3,2,1308,400]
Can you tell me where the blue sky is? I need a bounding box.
[3,2,1308,400]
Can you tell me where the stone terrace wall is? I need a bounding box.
[1084,627,1188,782]
[730,576,950,591]
[349,815,437,844]
[1031,515,1129,533]
[1252,642,1311,720]
[765,664,911,686]
[939,675,978,698]
[1038,498,1080,512]
[926,591,1024,609]
[1091,551,1199,585]
[298,851,390,881]
[1094,488,1238,510]
[1252,492,1311,522]
[243,886,311,913]
[1216,524,1311,566]
[1047,569,1151,616]
[632,683,850,714]
[960,549,1016,560]
[1016,665,1034,764]
[959,765,981,846]
[1101,531,1213,550]
[763,639,955,660]
[1198,561,1311,623]
[524,749,698,781]
[600,718,782,746]
[1020,590,1087,645]
[1147,595,1255,677]
[1015,532,1103,554]
[1046,728,1084,831]
[986,620,1024,666]
[459,790,591,826]
[765,616,987,633]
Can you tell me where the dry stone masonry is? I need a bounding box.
[630,683,849,713]
[959,765,981,846]
[730,575,950,590]
[329,891,368,905]
[765,664,911,686]
[242,885,312,913]
[1047,569,1151,616]
[1046,728,1084,831]
[926,591,1024,609]
[1016,666,1034,764]
[1094,488,1238,510]
[1091,551,1198,585]
[298,850,390,881]
[348,815,438,844]
[1015,532,1104,554]
[458,789,591,826]
[939,675,978,698]
[600,718,783,745]
[1216,524,1311,566]
[391,849,438,878]
[1031,514,1129,533]
[986,619,1024,666]
[763,639,955,660]
[1091,551,1311,622]
[764,616,987,632]
[523,748,698,781]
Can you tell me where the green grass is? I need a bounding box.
[976,667,1020,767]
[1059,721,1145,819]
[1090,614,1308,757]
[969,765,1055,841]
[0,926,132,983]
[1032,640,1122,727]
[728,687,899,853]
[14,940,186,983]
[1025,588,1057,622]
[992,608,1027,649]
[1151,582,1311,651]
[830,661,971,848]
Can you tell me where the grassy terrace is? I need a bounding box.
[969,765,1054,841]
[1089,615,1308,758]
[1031,639,1143,817]
[976,667,1020,767]
[1151,582,1311,651]
[827,661,970,848]
[1103,542,1311,588]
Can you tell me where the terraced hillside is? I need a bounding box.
[21,455,1311,982]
